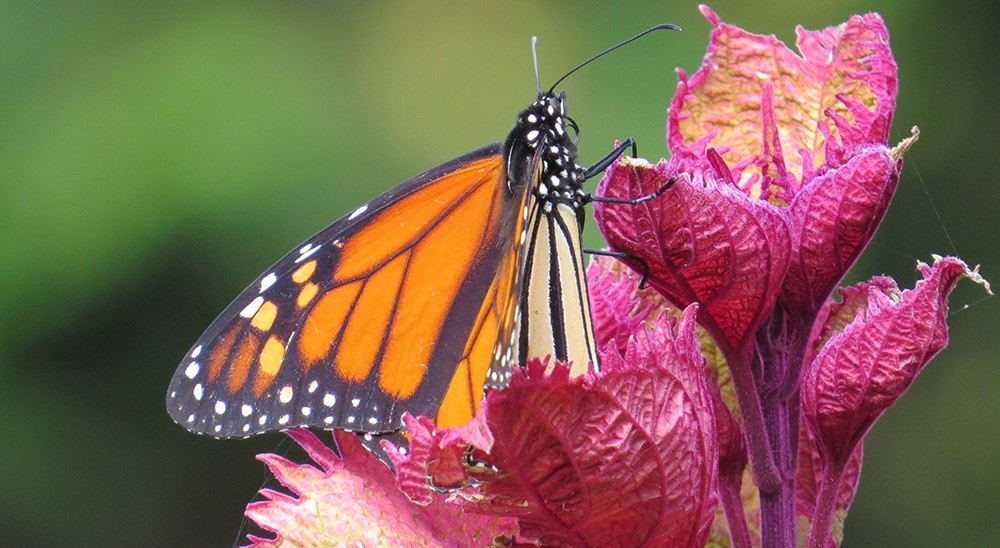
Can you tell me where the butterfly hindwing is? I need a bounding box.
[166,144,528,437]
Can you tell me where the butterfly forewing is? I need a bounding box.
[167,145,528,437]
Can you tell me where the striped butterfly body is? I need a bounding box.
[166,91,599,441]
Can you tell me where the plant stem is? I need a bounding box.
[758,392,797,548]
[808,458,847,548]
[718,477,753,548]
[725,348,782,493]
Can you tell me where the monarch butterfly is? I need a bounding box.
[166,25,677,447]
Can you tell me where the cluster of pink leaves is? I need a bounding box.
[243,6,989,547]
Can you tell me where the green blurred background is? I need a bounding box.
[0,1,995,546]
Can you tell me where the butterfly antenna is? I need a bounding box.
[548,23,681,93]
[531,36,543,95]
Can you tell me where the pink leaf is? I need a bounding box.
[783,146,900,313]
[586,256,657,352]
[668,7,897,191]
[243,429,513,547]
[800,256,990,464]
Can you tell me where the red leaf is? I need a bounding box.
[398,307,719,547]
[586,256,658,353]
[595,157,790,354]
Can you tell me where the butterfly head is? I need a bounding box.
[505,92,587,211]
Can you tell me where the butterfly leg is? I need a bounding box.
[583,248,652,289]
[582,138,637,181]
[589,177,675,205]
[581,138,675,205]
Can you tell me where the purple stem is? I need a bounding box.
[755,311,814,547]
[758,392,796,548]
[722,345,782,493]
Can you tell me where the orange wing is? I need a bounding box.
[166,144,528,437]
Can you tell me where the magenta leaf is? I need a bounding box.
[783,146,900,313]
[800,257,989,547]
[659,7,901,323]
[595,157,791,355]
[801,256,991,465]
[243,429,513,547]
[586,255,658,352]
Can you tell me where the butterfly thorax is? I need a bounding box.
[504,92,587,216]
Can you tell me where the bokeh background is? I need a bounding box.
[1,1,996,546]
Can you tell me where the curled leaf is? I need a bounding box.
[669,6,897,188]
[783,145,900,313]
[595,157,790,355]
[586,255,658,352]
[801,256,990,465]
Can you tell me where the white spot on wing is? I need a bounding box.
[324,416,334,425]
[191,345,203,358]
[241,404,252,417]
[323,393,336,407]
[184,362,200,379]
[279,414,290,425]
[308,380,318,393]
[295,243,320,263]
[348,204,368,220]
[193,384,203,401]
[240,296,265,318]
[215,401,227,415]
[351,398,360,408]
[259,272,278,293]
[279,385,294,404]
[301,406,311,416]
